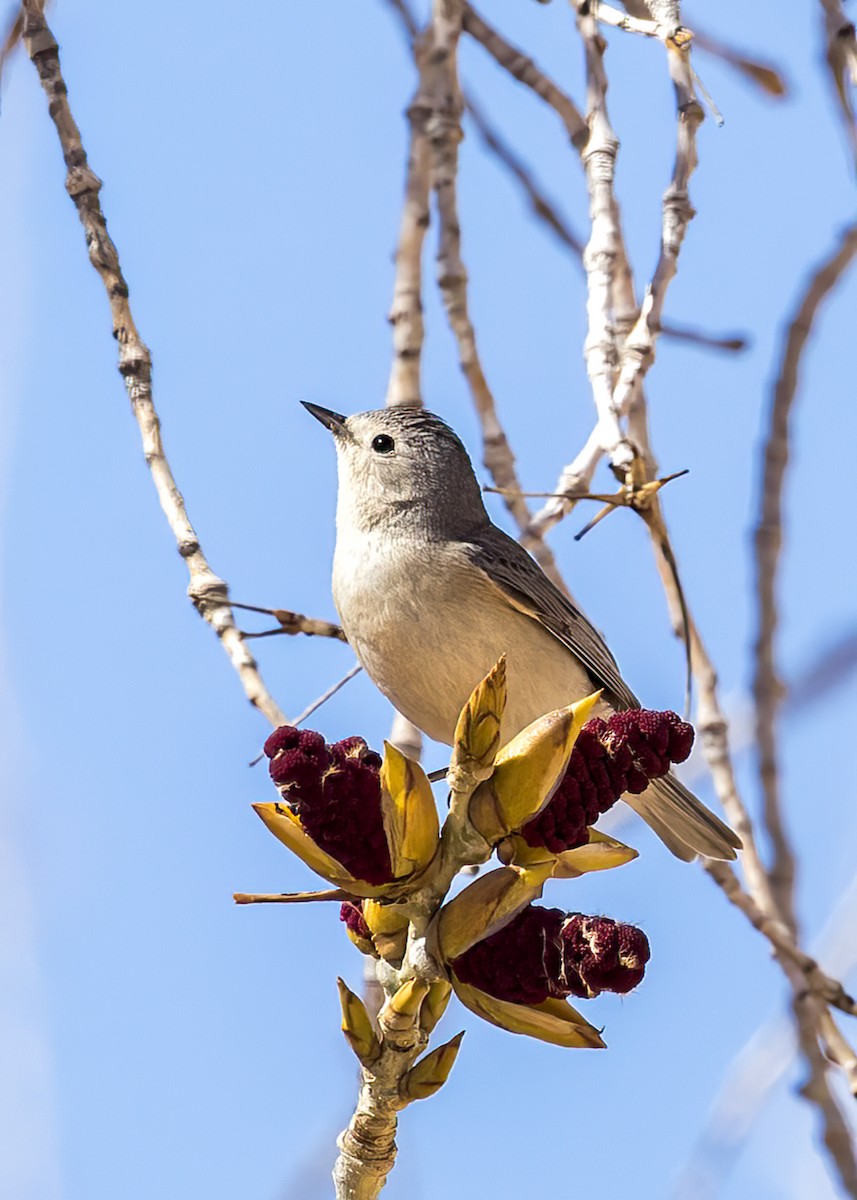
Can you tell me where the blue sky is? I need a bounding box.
[1,2,856,1198]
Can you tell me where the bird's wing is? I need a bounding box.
[462,523,640,711]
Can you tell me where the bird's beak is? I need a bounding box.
[301,402,347,436]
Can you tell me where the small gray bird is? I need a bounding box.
[303,402,740,862]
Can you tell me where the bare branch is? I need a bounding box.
[388,0,747,361]
[691,28,789,97]
[818,0,857,169]
[410,0,568,591]
[753,220,857,930]
[386,84,431,408]
[528,21,703,539]
[675,875,857,1199]
[20,2,288,728]
[229,601,346,641]
[461,2,588,145]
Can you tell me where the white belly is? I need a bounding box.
[333,534,595,745]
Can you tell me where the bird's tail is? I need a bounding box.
[623,772,741,862]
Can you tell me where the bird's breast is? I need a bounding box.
[332,533,596,745]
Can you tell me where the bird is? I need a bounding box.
[302,401,740,862]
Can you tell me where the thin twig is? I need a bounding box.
[388,0,747,359]
[291,664,364,727]
[386,72,431,407]
[229,601,346,641]
[592,1,665,39]
[461,1,588,145]
[675,874,857,1198]
[233,889,348,905]
[410,0,568,592]
[818,0,857,170]
[20,2,288,728]
[691,28,789,98]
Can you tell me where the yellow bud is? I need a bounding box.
[499,828,638,878]
[337,978,381,1065]
[434,864,553,963]
[400,1032,464,1101]
[252,802,372,893]
[360,899,410,962]
[551,829,639,878]
[379,743,440,879]
[421,980,452,1034]
[361,899,410,936]
[469,693,600,844]
[451,977,605,1049]
[389,978,430,1018]
[451,656,507,775]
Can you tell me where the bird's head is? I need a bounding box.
[302,404,487,536]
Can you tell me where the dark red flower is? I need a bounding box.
[451,904,650,1004]
[520,709,693,854]
[339,900,372,941]
[264,726,392,886]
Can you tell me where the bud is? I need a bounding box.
[340,898,411,963]
[337,978,381,1066]
[339,900,376,957]
[420,980,452,1034]
[468,693,601,845]
[500,828,638,879]
[400,1032,464,1102]
[255,727,439,898]
[451,656,507,779]
[519,709,693,855]
[434,864,554,963]
[389,979,430,1018]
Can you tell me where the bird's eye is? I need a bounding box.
[371,434,395,454]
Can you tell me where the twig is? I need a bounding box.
[675,873,857,1199]
[591,1,666,39]
[523,2,627,539]
[386,75,431,407]
[229,601,347,641]
[291,663,363,727]
[410,0,568,592]
[461,2,588,145]
[605,27,702,456]
[818,0,857,170]
[20,2,288,729]
[233,889,348,905]
[528,17,702,539]
[753,220,857,930]
[462,89,586,256]
[518,0,628,552]
[791,984,857,1198]
[691,28,789,98]
[748,220,857,1190]
[703,862,857,1019]
[388,0,747,360]
[332,657,500,1199]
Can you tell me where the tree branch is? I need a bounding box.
[752,220,857,929]
[20,1,288,728]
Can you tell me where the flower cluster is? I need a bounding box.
[254,725,439,897]
[520,709,694,854]
[264,727,390,884]
[245,660,695,1052]
[451,905,650,1003]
